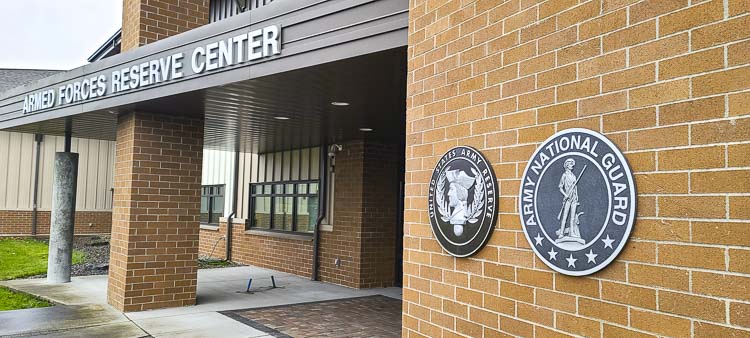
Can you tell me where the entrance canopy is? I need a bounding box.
[0,0,408,151]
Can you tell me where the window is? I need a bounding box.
[201,185,225,225]
[250,181,318,234]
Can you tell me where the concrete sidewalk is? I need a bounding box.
[0,266,402,337]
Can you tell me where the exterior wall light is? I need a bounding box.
[359,128,373,132]
[273,116,290,120]
[331,102,350,106]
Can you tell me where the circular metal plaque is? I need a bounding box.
[518,129,636,276]
[428,146,498,257]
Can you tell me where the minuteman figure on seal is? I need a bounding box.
[556,158,585,245]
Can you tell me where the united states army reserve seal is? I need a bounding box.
[428,146,498,257]
[519,129,636,276]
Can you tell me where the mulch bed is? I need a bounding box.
[29,235,242,278]
[221,295,402,338]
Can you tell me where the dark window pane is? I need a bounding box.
[200,196,210,224]
[273,196,293,231]
[295,195,317,233]
[210,195,224,224]
[253,196,271,229]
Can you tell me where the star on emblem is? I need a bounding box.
[534,233,544,246]
[585,249,598,264]
[547,247,558,261]
[566,254,577,268]
[602,234,615,249]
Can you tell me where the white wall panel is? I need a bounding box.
[0,132,9,207]
[0,131,114,211]
[201,148,235,217]
[18,134,35,209]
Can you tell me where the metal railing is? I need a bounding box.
[209,0,278,23]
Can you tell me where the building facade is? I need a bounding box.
[403,0,750,337]
[0,69,115,236]
[0,0,747,336]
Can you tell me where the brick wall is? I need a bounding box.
[359,142,401,288]
[108,111,203,312]
[319,141,401,288]
[0,210,111,236]
[404,0,749,337]
[318,141,367,287]
[200,140,402,289]
[230,225,314,277]
[198,224,226,260]
[122,0,209,51]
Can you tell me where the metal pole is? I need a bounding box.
[226,137,242,261]
[31,134,43,236]
[64,119,72,152]
[311,142,327,281]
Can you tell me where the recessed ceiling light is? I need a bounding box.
[273,116,290,120]
[331,101,350,106]
[359,128,373,132]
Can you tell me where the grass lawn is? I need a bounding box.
[0,238,85,311]
[198,259,233,268]
[0,287,51,311]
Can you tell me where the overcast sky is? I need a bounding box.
[0,1,122,70]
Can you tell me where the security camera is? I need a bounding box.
[328,144,342,157]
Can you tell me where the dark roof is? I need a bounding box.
[0,69,62,92]
[88,30,122,63]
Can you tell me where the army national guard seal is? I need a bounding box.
[519,129,636,276]
[429,146,498,257]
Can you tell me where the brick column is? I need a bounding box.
[107,112,203,312]
[122,0,210,52]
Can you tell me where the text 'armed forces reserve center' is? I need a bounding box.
[1,0,749,337]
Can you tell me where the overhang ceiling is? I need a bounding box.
[8,47,407,153]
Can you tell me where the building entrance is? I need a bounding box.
[195,48,408,289]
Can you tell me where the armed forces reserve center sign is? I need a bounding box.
[519,129,636,276]
[429,146,498,257]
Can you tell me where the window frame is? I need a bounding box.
[201,184,225,226]
[248,180,319,235]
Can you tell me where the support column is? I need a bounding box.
[107,111,203,312]
[122,0,209,52]
[47,152,78,283]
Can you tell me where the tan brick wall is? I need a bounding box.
[359,142,400,288]
[198,224,226,260]
[230,224,314,277]
[122,0,209,51]
[320,141,401,288]
[0,210,112,236]
[107,112,203,312]
[318,141,367,287]
[404,0,750,337]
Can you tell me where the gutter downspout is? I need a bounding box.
[31,134,43,236]
[225,148,241,261]
[311,143,328,281]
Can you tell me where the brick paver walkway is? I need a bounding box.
[222,295,402,337]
